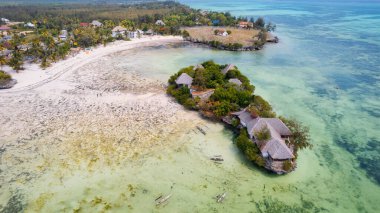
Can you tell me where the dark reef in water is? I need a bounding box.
[0,193,24,213]
[335,135,380,185]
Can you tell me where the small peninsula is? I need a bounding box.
[167,61,311,174]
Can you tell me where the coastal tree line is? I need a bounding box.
[0,1,276,80]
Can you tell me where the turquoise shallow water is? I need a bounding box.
[121,0,380,211]
[179,0,380,186]
[1,0,379,212]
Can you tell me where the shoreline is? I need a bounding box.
[0,36,184,94]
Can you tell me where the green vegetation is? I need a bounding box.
[167,61,312,172]
[0,2,276,71]
[236,129,266,167]
[0,70,11,81]
[167,61,257,117]
[254,126,271,141]
[280,117,312,155]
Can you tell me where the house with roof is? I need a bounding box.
[25,22,35,28]
[175,73,193,88]
[1,18,10,23]
[231,110,294,163]
[221,64,236,75]
[91,20,103,27]
[112,26,127,38]
[79,22,90,27]
[228,78,242,86]
[193,64,204,71]
[127,31,138,39]
[155,20,165,26]
[238,21,254,29]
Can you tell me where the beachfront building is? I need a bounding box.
[91,20,103,27]
[127,31,138,39]
[24,22,35,28]
[112,26,127,38]
[175,73,193,88]
[155,20,165,26]
[1,18,10,24]
[238,21,254,29]
[231,110,294,171]
[193,64,204,71]
[79,22,90,27]
[221,64,236,75]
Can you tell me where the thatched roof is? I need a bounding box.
[112,26,127,32]
[91,20,102,27]
[228,78,242,86]
[193,64,204,71]
[232,109,294,160]
[155,20,165,26]
[175,73,193,86]
[221,64,236,75]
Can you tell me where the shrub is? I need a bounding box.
[254,126,271,141]
[235,129,266,167]
[0,70,11,81]
[280,117,312,153]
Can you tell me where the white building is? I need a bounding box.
[91,20,103,27]
[112,26,127,38]
[1,18,10,23]
[25,22,35,28]
[155,20,165,26]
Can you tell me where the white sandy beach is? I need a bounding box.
[1,36,183,93]
[0,36,209,211]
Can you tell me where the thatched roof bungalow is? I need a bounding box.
[232,110,293,160]
[193,64,204,71]
[175,73,193,88]
[221,64,236,75]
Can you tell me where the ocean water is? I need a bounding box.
[1,0,380,212]
[120,0,380,211]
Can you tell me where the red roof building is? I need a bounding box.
[79,22,90,27]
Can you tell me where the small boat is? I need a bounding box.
[156,194,172,206]
[216,192,227,203]
[210,155,224,161]
[155,194,163,202]
[196,126,206,135]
